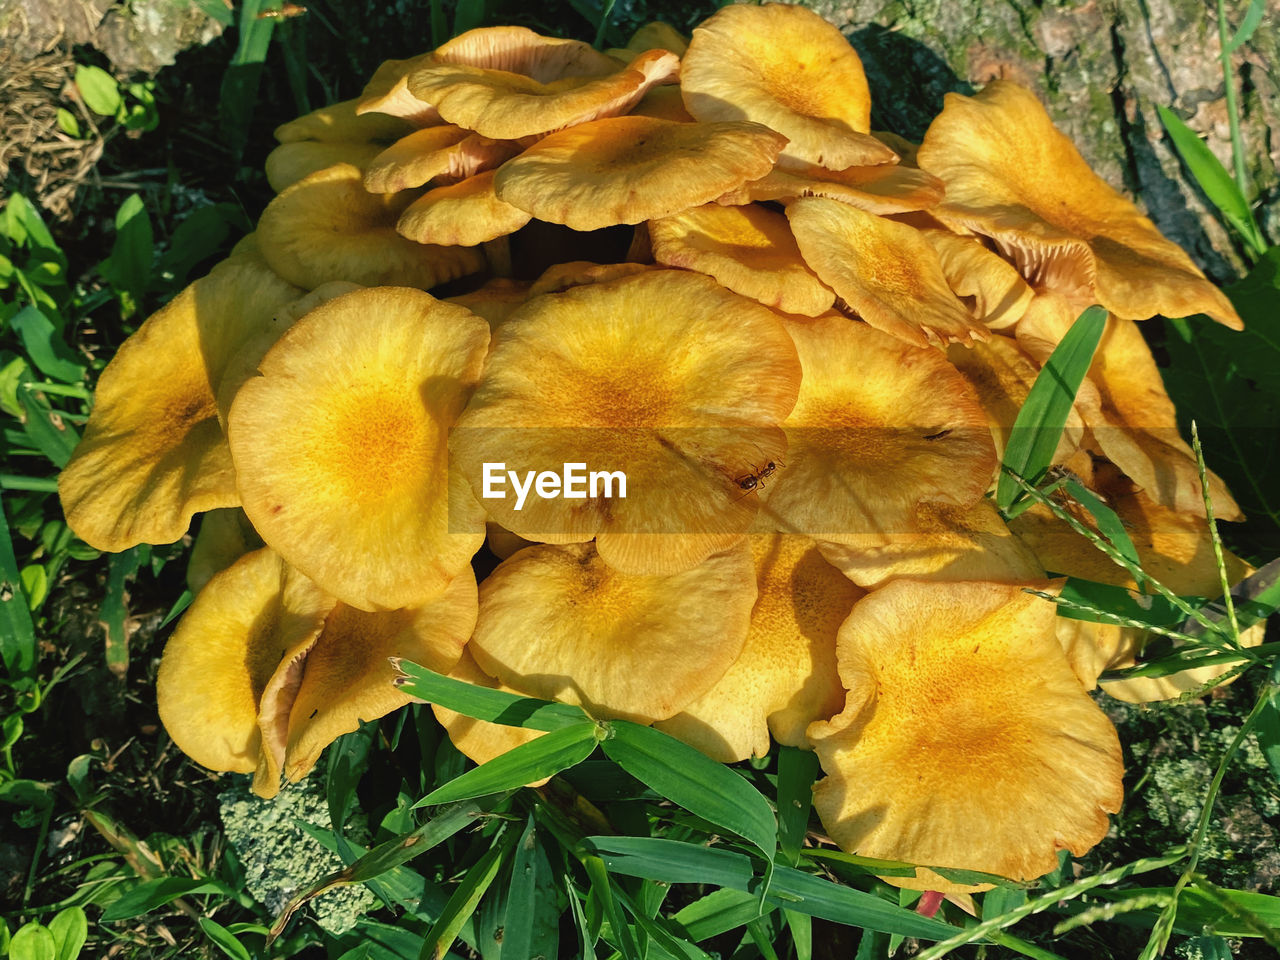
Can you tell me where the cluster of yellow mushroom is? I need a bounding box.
[59,3,1260,893]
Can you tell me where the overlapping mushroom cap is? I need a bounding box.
[657,534,861,761]
[493,115,787,231]
[451,269,801,575]
[917,81,1242,329]
[228,286,489,611]
[809,579,1124,892]
[680,2,892,169]
[158,546,477,798]
[59,255,301,552]
[756,314,995,537]
[469,541,757,723]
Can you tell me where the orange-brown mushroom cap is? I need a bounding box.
[397,170,533,246]
[657,535,861,761]
[256,163,485,290]
[275,97,414,144]
[493,115,787,232]
[407,49,680,141]
[469,540,757,723]
[281,568,479,783]
[265,141,385,193]
[450,270,802,575]
[363,126,525,194]
[916,81,1242,329]
[680,2,893,170]
[787,198,986,347]
[228,287,489,611]
[433,25,622,81]
[923,229,1033,330]
[59,256,301,552]
[756,314,996,538]
[649,203,835,316]
[809,579,1123,892]
[157,546,335,775]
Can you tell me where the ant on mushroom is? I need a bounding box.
[733,458,784,498]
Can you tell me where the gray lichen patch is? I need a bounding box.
[218,774,378,935]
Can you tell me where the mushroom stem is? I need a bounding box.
[483,236,513,277]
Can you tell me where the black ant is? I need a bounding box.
[733,459,781,494]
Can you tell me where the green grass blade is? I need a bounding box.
[1158,105,1265,256]
[674,888,768,942]
[100,547,142,678]
[0,490,37,676]
[601,721,777,858]
[588,837,756,889]
[502,815,561,960]
[392,658,590,731]
[1225,0,1266,54]
[416,722,599,807]
[584,855,641,960]
[776,746,819,867]
[99,878,231,921]
[419,833,514,960]
[996,305,1106,513]
[769,866,958,940]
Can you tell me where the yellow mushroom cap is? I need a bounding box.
[450,270,802,575]
[228,287,489,611]
[787,197,986,347]
[756,314,995,538]
[809,579,1123,892]
[432,649,550,786]
[1086,315,1241,520]
[157,546,335,775]
[612,21,689,58]
[680,2,893,170]
[916,81,1242,329]
[256,163,485,291]
[407,49,680,141]
[275,97,414,144]
[469,540,757,723]
[657,534,861,761]
[493,115,787,232]
[649,203,835,316]
[445,278,532,331]
[433,25,622,81]
[280,568,478,784]
[355,53,442,127]
[815,500,1044,590]
[923,229,1033,330]
[363,126,525,194]
[187,508,263,595]
[59,256,301,552]
[397,170,533,246]
[527,261,652,296]
[265,141,385,193]
[717,161,945,216]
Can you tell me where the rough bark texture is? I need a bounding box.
[806,0,1278,282]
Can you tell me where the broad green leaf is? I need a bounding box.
[9,923,55,960]
[997,305,1106,513]
[1158,106,1265,254]
[1055,578,1205,628]
[101,194,154,305]
[421,833,514,960]
[417,722,599,806]
[2,195,62,264]
[1162,252,1280,552]
[588,837,756,889]
[601,721,777,858]
[192,0,235,26]
[199,918,252,960]
[673,888,767,942]
[393,658,590,731]
[776,746,819,866]
[7,306,84,383]
[55,108,81,138]
[157,204,245,286]
[74,65,121,116]
[591,837,959,941]
[99,877,229,921]
[504,816,560,960]
[0,490,36,676]
[20,563,47,610]
[19,389,79,467]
